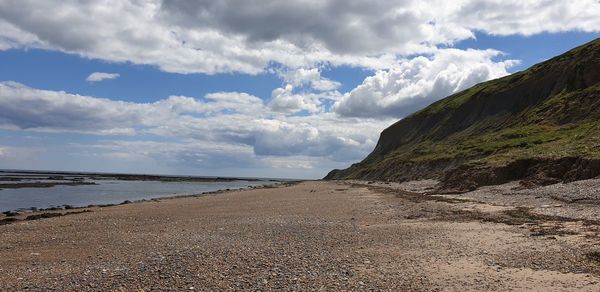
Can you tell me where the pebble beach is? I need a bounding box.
[2,180,600,290]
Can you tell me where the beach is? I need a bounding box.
[2,180,600,291]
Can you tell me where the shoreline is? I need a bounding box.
[0,181,302,225]
[0,169,297,213]
[0,181,97,190]
[2,180,600,290]
[0,169,286,183]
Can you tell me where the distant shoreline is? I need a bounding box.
[0,169,289,183]
[0,170,299,213]
[1,181,301,226]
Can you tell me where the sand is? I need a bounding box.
[1,181,600,291]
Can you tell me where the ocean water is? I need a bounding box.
[0,178,277,212]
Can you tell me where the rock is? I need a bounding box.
[2,210,20,217]
[25,213,64,221]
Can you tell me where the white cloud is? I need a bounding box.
[267,67,343,113]
[278,68,341,91]
[86,72,120,82]
[334,48,519,118]
[0,81,141,134]
[312,78,342,92]
[268,85,321,113]
[452,0,600,36]
[0,81,392,176]
[281,68,322,87]
[0,0,597,74]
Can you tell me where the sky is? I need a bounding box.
[0,0,599,179]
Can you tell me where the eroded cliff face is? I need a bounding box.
[326,38,600,189]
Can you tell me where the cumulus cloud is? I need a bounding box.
[267,67,343,113]
[268,85,321,113]
[0,81,391,173]
[0,81,279,135]
[278,68,341,91]
[0,0,597,74]
[334,49,519,118]
[86,72,120,82]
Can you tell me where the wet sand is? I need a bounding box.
[1,181,600,290]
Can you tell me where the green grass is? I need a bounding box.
[375,120,600,169]
[342,119,600,180]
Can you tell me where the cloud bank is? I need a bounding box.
[0,81,390,175]
[0,0,597,74]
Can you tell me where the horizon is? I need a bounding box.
[1,1,599,179]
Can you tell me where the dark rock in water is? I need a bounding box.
[326,38,600,190]
[24,210,92,221]
[25,213,64,221]
[120,200,132,205]
[0,181,97,189]
[63,205,75,210]
[2,210,20,217]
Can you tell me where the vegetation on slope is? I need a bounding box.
[326,38,600,187]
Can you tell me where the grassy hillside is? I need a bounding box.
[326,38,600,188]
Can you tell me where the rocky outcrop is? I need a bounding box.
[439,157,600,192]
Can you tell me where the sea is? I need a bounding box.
[0,170,283,212]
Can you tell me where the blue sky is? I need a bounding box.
[0,1,599,178]
[455,31,600,72]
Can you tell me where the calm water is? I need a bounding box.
[0,179,277,212]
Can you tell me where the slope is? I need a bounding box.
[326,38,600,190]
